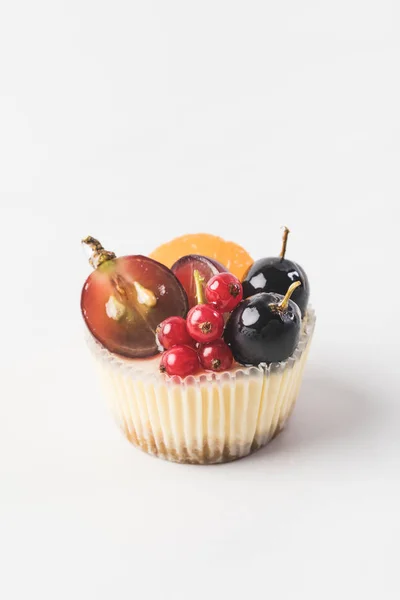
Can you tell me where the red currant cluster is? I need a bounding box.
[157,272,243,377]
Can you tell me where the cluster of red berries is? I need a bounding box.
[157,272,243,377]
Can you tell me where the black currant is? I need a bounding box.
[224,282,302,366]
[242,227,309,316]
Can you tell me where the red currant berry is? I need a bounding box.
[156,316,194,350]
[186,304,224,343]
[199,339,233,372]
[205,272,243,312]
[160,345,200,377]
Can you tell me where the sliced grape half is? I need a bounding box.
[81,255,189,358]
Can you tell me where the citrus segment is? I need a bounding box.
[150,234,253,281]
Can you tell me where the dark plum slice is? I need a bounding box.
[171,254,227,308]
[81,255,189,358]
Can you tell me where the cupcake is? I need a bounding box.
[81,230,315,464]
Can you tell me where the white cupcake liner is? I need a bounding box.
[87,307,315,464]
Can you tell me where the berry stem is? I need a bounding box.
[279,281,301,310]
[279,226,290,260]
[82,236,116,269]
[193,269,205,304]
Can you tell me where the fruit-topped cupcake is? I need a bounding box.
[81,231,315,464]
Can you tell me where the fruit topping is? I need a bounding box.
[187,305,225,343]
[150,233,253,280]
[205,272,243,313]
[224,281,302,365]
[242,227,309,316]
[171,254,227,308]
[156,316,195,350]
[160,345,200,377]
[157,269,237,375]
[81,237,189,358]
[199,339,233,372]
[186,270,225,343]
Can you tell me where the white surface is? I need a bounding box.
[1,1,399,599]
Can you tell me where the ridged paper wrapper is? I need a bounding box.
[86,308,316,464]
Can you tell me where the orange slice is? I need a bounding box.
[150,233,253,280]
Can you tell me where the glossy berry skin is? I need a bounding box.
[224,292,301,366]
[156,316,194,350]
[160,345,200,377]
[199,339,233,372]
[242,258,309,316]
[186,304,224,343]
[205,272,243,313]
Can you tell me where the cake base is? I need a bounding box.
[123,425,285,465]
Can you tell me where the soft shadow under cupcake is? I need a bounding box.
[246,367,379,460]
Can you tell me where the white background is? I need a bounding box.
[1,1,399,599]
